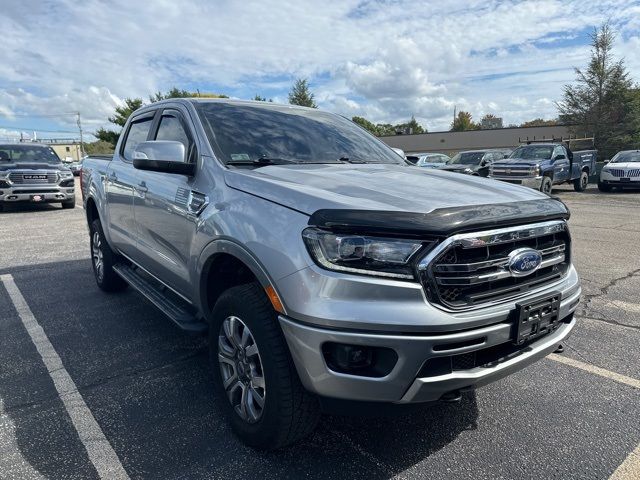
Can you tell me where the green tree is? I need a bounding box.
[83,140,115,155]
[288,78,317,108]
[520,118,560,127]
[253,94,273,102]
[558,23,636,159]
[451,111,479,131]
[352,116,380,135]
[394,115,426,134]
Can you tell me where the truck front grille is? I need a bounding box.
[8,172,58,184]
[608,168,640,178]
[491,167,532,177]
[418,221,570,310]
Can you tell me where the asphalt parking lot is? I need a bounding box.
[1,179,639,480]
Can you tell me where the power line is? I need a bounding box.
[0,112,79,118]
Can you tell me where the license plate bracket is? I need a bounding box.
[30,194,44,202]
[514,293,562,345]
[620,178,631,182]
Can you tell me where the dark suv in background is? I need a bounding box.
[439,149,511,177]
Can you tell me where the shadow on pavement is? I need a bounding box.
[1,258,478,479]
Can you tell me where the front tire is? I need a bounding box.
[540,176,553,195]
[89,219,127,292]
[598,181,612,192]
[62,197,76,209]
[210,283,320,450]
[573,171,588,192]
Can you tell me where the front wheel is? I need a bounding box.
[61,197,76,209]
[210,283,320,450]
[573,171,588,192]
[598,181,612,192]
[540,176,553,195]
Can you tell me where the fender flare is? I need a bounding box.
[195,238,288,317]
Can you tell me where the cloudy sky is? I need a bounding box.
[1,0,639,141]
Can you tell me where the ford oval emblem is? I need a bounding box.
[507,248,542,277]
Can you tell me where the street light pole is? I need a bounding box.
[76,111,85,159]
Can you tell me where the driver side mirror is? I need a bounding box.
[133,141,195,175]
[604,159,611,163]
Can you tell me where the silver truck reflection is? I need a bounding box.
[81,99,581,449]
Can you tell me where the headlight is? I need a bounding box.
[531,165,541,176]
[59,171,73,179]
[302,228,426,279]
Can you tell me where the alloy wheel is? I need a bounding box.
[218,316,266,423]
[92,231,104,282]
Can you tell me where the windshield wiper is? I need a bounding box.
[225,156,300,167]
[337,156,369,164]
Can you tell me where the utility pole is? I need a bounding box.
[453,106,457,128]
[76,111,85,159]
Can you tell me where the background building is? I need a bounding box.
[379,125,572,155]
[41,138,84,161]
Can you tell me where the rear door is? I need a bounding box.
[132,107,200,298]
[106,112,155,258]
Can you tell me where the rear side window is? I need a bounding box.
[123,118,153,160]
[155,115,190,162]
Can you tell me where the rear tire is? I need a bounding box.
[89,219,127,292]
[62,197,76,209]
[573,171,588,192]
[540,176,553,195]
[598,182,612,192]
[209,283,320,450]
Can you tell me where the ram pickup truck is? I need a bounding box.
[489,141,597,194]
[81,99,581,449]
[0,143,76,211]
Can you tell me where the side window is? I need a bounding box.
[552,146,565,160]
[122,117,153,160]
[155,114,190,162]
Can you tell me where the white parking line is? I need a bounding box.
[0,274,130,480]
[610,443,640,480]
[549,354,640,390]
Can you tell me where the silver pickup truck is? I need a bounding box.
[81,99,581,449]
[0,143,76,211]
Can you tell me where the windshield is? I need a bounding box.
[611,151,640,163]
[195,102,405,165]
[0,145,61,163]
[419,155,444,164]
[449,152,484,165]
[509,145,553,160]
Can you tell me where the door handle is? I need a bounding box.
[136,181,148,193]
[107,172,117,181]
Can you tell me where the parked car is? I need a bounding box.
[68,160,83,176]
[598,150,640,191]
[416,153,451,169]
[439,149,510,177]
[82,99,580,449]
[490,141,597,194]
[0,143,76,211]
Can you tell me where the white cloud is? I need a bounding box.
[0,0,638,135]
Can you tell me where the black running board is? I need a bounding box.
[113,263,207,333]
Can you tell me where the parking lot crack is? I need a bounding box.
[579,267,640,321]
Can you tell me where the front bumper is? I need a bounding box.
[599,172,640,188]
[490,175,543,190]
[279,278,580,403]
[0,186,75,203]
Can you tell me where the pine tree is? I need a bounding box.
[288,78,317,108]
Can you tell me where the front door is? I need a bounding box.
[133,108,200,298]
[552,146,571,183]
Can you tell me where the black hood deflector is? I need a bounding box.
[308,198,569,237]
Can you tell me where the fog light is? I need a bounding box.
[322,342,398,377]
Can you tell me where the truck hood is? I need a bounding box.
[224,163,547,216]
[492,158,544,167]
[439,164,477,172]
[0,161,67,171]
